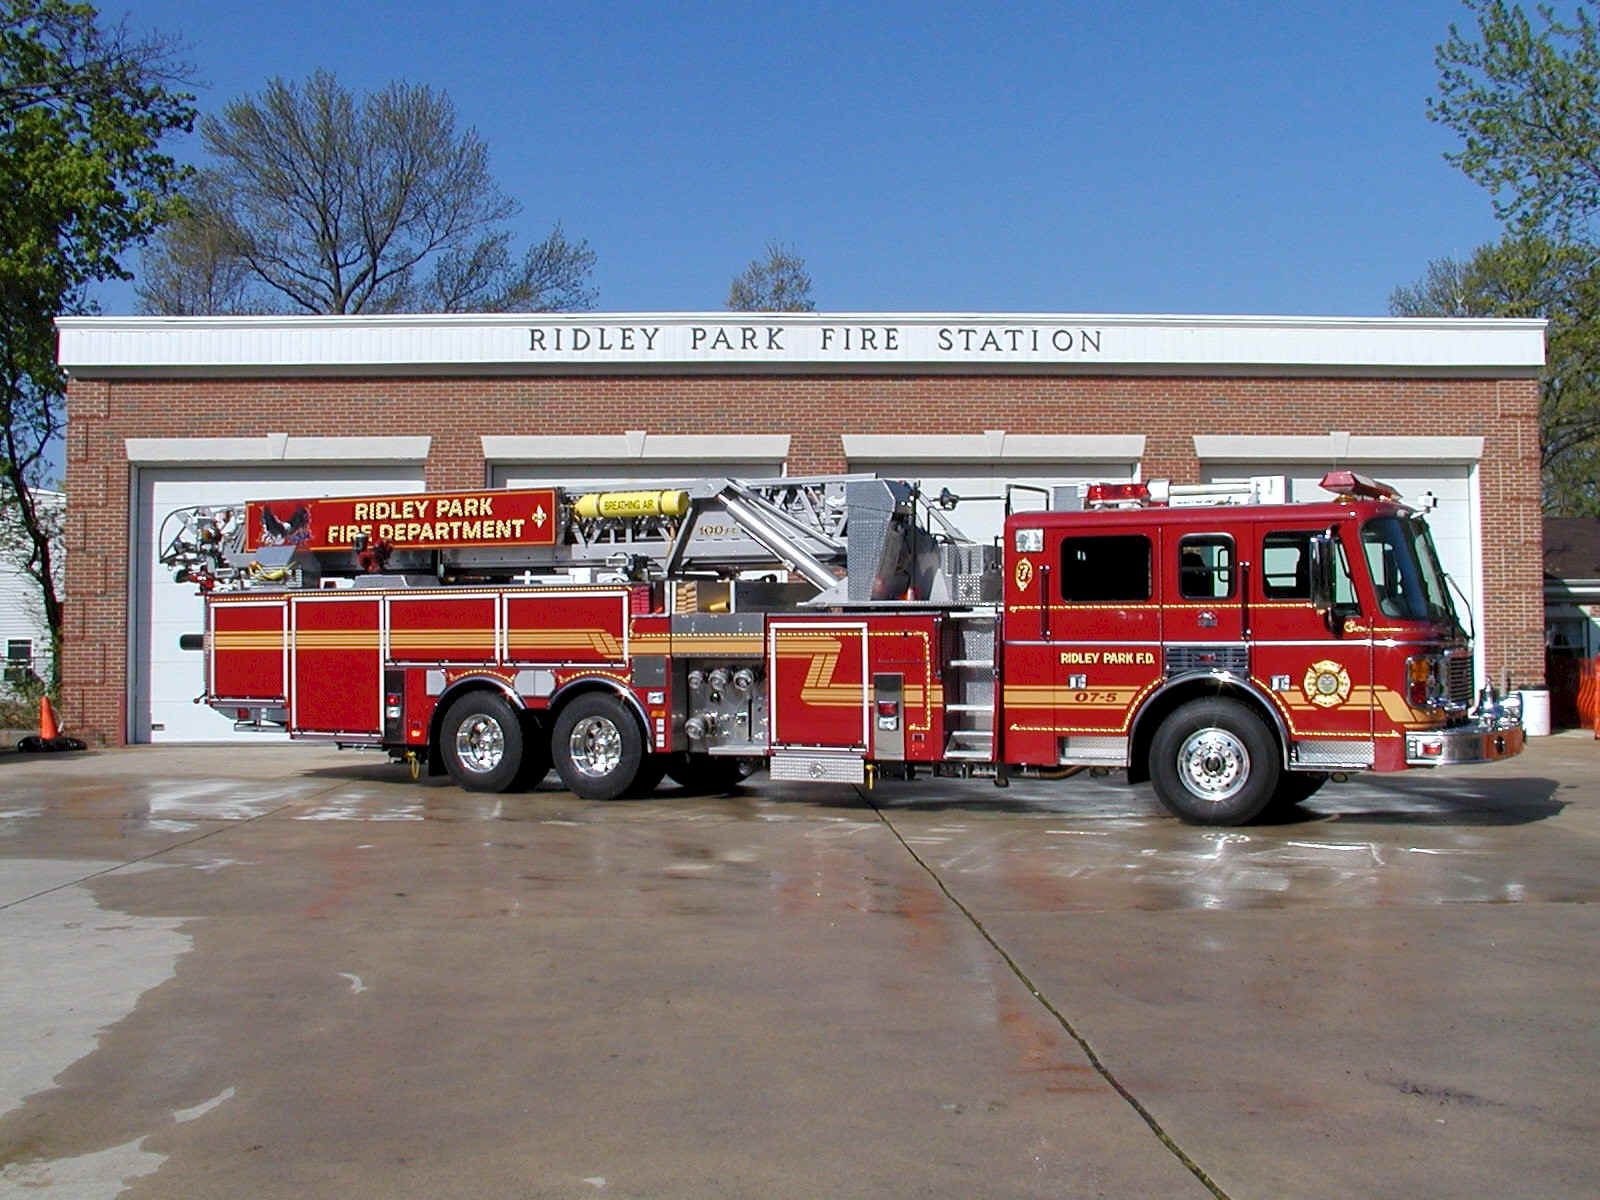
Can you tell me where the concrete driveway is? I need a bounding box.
[2,735,1596,1198]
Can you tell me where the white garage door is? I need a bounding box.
[846,462,1137,546]
[1202,461,1483,684]
[134,466,426,743]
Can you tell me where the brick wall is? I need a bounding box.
[62,371,1544,744]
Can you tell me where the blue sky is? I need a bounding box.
[100,0,1507,316]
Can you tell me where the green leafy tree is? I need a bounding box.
[138,70,596,315]
[1391,235,1600,515]
[1430,1,1600,241]
[1425,2,1600,515]
[1,0,194,686]
[727,241,815,311]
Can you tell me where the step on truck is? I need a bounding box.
[160,470,1523,825]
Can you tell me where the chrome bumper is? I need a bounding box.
[1405,720,1524,766]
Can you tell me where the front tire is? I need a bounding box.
[551,693,644,800]
[440,691,525,793]
[1150,698,1280,825]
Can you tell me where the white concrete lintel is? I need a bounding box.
[482,433,791,462]
[124,434,431,464]
[1192,433,1484,464]
[843,432,1145,462]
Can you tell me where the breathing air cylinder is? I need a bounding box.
[572,490,691,520]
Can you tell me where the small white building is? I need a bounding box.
[0,489,63,693]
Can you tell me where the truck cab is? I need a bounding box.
[999,473,1521,824]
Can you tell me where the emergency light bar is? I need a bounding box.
[1079,476,1288,509]
[1319,470,1399,501]
[1084,482,1150,507]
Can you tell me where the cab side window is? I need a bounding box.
[1262,531,1314,599]
[1263,528,1359,609]
[1178,535,1234,599]
[1060,535,1151,602]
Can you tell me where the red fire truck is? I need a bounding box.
[160,470,1522,825]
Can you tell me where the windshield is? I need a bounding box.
[1360,515,1458,625]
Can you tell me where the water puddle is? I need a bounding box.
[0,862,198,1194]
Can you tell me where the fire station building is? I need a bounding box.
[56,312,1546,746]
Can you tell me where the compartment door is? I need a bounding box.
[768,621,869,750]
[209,600,288,704]
[291,596,383,736]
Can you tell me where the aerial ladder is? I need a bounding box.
[159,474,990,605]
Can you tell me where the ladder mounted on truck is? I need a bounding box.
[158,474,993,605]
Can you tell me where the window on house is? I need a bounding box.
[1060,535,1151,602]
[5,639,33,686]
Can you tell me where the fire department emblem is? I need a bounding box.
[1014,557,1035,591]
[1302,659,1351,708]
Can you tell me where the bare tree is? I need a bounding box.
[138,70,596,315]
[727,241,815,311]
[134,174,253,314]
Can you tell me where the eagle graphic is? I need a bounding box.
[259,504,312,546]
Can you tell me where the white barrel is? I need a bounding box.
[1519,688,1551,736]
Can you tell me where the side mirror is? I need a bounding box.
[1309,528,1338,616]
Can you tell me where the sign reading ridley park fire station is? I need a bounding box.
[245,489,558,552]
[525,321,1106,361]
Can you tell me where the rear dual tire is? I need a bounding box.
[551,693,646,800]
[440,692,526,793]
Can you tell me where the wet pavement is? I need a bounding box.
[1,736,1596,1198]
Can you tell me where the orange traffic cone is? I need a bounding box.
[38,695,59,741]
[17,695,83,753]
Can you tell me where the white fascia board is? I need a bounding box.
[844,432,1144,462]
[482,433,790,462]
[1194,433,1484,463]
[58,312,1548,376]
[125,434,431,464]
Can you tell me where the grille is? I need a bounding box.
[1445,653,1474,707]
[1165,644,1249,676]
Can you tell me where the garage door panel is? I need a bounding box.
[136,466,425,743]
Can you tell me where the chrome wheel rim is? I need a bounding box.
[455,713,506,774]
[568,715,622,778]
[1176,727,1249,802]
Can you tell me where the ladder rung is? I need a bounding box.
[946,703,992,713]
[943,748,993,760]
[948,659,992,668]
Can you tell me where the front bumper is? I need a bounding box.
[1405,720,1524,766]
